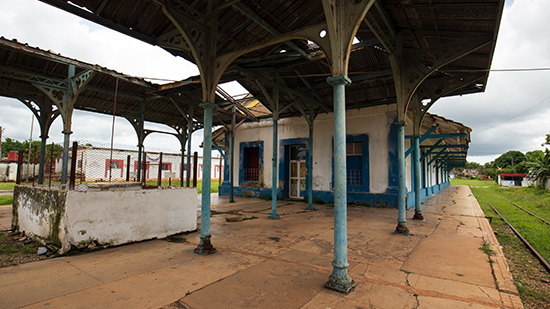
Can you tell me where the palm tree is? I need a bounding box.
[526,149,550,187]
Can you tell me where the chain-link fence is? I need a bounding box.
[7,141,201,189]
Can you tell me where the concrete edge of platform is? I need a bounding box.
[466,186,522,306]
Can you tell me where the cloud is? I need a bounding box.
[2,0,549,165]
[430,0,550,163]
[0,0,205,155]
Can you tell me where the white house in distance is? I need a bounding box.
[217,106,470,208]
[497,174,531,187]
[73,146,222,182]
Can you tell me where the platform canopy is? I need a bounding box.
[0,36,243,131]
[7,0,504,166]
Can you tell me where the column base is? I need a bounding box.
[394,223,409,236]
[412,211,424,220]
[268,214,280,219]
[305,206,316,210]
[325,265,355,294]
[193,235,217,255]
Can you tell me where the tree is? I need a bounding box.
[465,161,482,169]
[1,138,62,162]
[526,150,544,162]
[514,161,529,174]
[1,137,28,158]
[542,133,550,147]
[494,150,525,169]
[526,149,550,187]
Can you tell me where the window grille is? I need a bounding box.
[347,141,362,155]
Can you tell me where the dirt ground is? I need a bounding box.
[0,231,54,268]
[496,229,550,309]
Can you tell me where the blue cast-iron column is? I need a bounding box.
[412,136,423,220]
[194,102,217,255]
[269,116,280,219]
[394,122,409,235]
[306,123,314,210]
[325,75,354,294]
[186,104,194,187]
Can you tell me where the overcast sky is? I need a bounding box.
[1,0,549,164]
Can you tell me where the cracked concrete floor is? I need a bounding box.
[1,186,522,308]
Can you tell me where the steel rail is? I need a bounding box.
[484,198,550,273]
[500,197,550,225]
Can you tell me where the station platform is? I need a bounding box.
[0,185,522,308]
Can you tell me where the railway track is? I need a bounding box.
[500,197,550,226]
[484,198,550,273]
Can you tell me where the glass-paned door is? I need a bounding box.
[289,145,306,199]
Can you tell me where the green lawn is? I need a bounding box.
[453,178,550,263]
[1,179,221,195]
[143,179,219,194]
[0,195,13,206]
[451,178,496,186]
[0,183,15,191]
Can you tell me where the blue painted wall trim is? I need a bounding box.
[219,185,283,200]
[220,186,398,208]
[279,138,310,199]
[239,140,264,186]
[331,134,370,193]
[220,180,451,209]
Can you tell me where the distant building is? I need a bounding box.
[74,146,222,182]
[498,174,526,187]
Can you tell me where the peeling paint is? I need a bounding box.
[14,185,198,254]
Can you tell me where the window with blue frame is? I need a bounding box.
[332,134,369,192]
[243,147,259,181]
[347,141,363,186]
[239,141,263,183]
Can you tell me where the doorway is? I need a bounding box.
[289,145,306,199]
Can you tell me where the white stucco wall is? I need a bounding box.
[0,162,39,181]
[64,187,197,248]
[14,185,197,253]
[233,105,396,193]
[74,147,222,181]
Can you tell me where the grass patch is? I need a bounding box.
[0,182,15,191]
[451,178,495,186]
[0,244,19,255]
[0,195,13,206]
[471,187,550,263]
[134,179,221,194]
[480,241,495,256]
[2,179,222,194]
[21,245,36,254]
